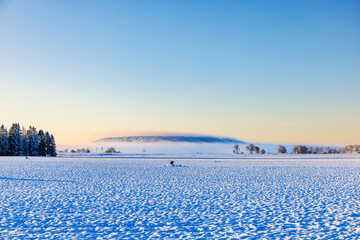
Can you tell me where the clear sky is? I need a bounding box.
[0,0,359,146]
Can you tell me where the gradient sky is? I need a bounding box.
[0,0,359,146]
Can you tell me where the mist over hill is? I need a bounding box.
[95,135,245,144]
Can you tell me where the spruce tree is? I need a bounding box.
[27,126,39,156]
[1,124,56,157]
[0,125,9,156]
[45,132,51,156]
[38,130,46,156]
[22,127,29,156]
[8,123,23,156]
[49,134,57,157]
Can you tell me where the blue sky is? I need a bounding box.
[0,0,359,145]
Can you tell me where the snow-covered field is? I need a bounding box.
[1,154,360,239]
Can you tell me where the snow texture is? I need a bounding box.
[1,154,360,239]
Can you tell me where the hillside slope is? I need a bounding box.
[95,136,245,144]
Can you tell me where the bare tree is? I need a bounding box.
[246,144,255,154]
[326,147,339,154]
[233,144,239,154]
[104,147,119,153]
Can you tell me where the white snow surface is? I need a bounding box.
[1,154,360,239]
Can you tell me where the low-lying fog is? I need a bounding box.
[60,142,281,154]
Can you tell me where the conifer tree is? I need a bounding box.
[49,134,57,157]
[8,123,23,156]
[22,127,29,156]
[27,126,39,156]
[0,124,56,157]
[45,132,51,156]
[0,125,9,156]
[38,130,46,156]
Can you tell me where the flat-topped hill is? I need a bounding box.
[95,135,245,144]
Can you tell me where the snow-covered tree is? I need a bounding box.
[8,123,23,156]
[277,145,287,154]
[233,144,239,154]
[27,126,39,156]
[49,134,56,157]
[246,144,255,154]
[340,145,360,153]
[45,132,51,156]
[0,123,56,157]
[325,147,339,154]
[38,130,46,156]
[0,125,9,156]
[254,146,260,154]
[105,147,118,153]
[293,145,308,154]
[22,126,29,156]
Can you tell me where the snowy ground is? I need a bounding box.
[1,154,360,239]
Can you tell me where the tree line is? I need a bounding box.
[233,144,266,154]
[0,123,56,157]
[233,144,360,154]
[289,145,360,154]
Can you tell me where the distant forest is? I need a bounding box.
[0,123,56,157]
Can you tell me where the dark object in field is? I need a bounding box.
[26,157,28,159]
[169,160,174,165]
